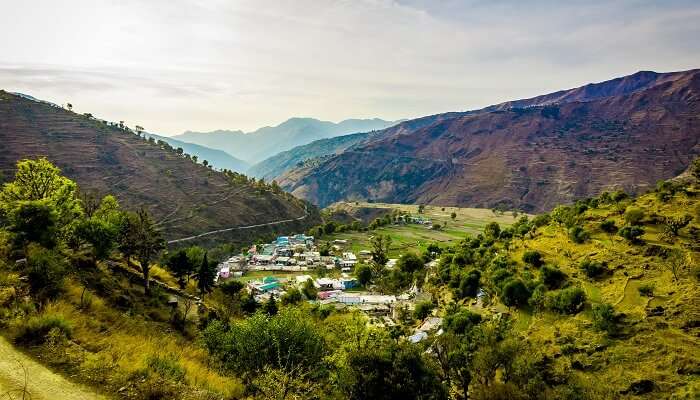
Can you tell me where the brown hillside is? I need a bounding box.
[0,91,319,242]
[279,69,700,211]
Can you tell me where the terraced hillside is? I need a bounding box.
[0,91,319,242]
[280,69,700,211]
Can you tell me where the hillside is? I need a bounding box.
[0,91,319,242]
[145,133,249,173]
[175,117,398,164]
[247,131,375,180]
[279,69,700,211]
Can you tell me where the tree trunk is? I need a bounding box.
[143,264,150,295]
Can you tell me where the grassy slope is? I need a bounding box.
[322,202,521,257]
[458,186,700,397]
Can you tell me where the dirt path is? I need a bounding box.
[0,336,106,400]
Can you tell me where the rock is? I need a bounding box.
[621,379,655,395]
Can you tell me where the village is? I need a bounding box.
[215,231,449,341]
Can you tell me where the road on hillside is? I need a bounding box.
[0,336,106,400]
[167,207,309,244]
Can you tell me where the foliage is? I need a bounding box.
[522,250,544,268]
[624,206,645,225]
[8,200,59,249]
[540,265,566,289]
[74,217,118,261]
[443,308,482,335]
[483,222,500,239]
[580,259,607,278]
[282,287,304,305]
[600,219,618,235]
[301,278,318,300]
[25,244,68,301]
[370,234,392,268]
[118,208,164,294]
[355,263,373,286]
[15,313,73,344]
[197,252,217,295]
[397,252,424,273]
[568,225,590,244]
[545,287,586,314]
[202,309,326,383]
[500,279,531,308]
[413,300,435,320]
[591,303,617,335]
[619,225,645,244]
[166,248,195,288]
[638,283,655,297]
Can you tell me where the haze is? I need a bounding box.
[1,0,700,135]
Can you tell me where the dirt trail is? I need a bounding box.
[0,336,106,400]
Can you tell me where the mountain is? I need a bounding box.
[144,132,249,172]
[279,69,700,211]
[174,117,398,164]
[0,91,319,242]
[247,131,376,180]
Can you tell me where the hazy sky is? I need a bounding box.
[1,0,700,135]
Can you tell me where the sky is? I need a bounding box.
[1,0,700,135]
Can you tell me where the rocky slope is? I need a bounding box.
[0,91,318,241]
[279,69,700,211]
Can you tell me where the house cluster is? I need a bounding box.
[217,234,366,277]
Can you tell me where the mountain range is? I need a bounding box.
[145,132,250,173]
[278,69,700,211]
[174,117,399,164]
[0,91,318,241]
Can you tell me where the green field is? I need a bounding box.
[322,203,523,257]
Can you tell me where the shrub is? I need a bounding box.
[146,354,186,381]
[413,300,435,320]
[532,214,551,228]
[568,225,590,244]
[619,225,645,244]
[25,245,68,300]
[546,287,586,314]
[522,251,544,268]
[528,284,547,311]
[16,314,73,344]
[500,279,531,308]
[457,269,481,299]
[624,207,645,225]
[443,309,482,335]
[540,265,566,289]
[579,259,607,278]
[600,220,618,234]
[281,288,303,305]
[591,303,617,334]
[638,283,655,297]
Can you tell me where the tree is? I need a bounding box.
[663,215,693,237]
[600,220,618,236]
[355,264,373,286]
[281,288,303,305]
[619,225,645,244]
[624,206,645,225]
[690,157,700,180]
[118,209,164,295]
[202,160,209,167]
[413,300,435,320]
[167,248,195,289]
[450,212,457,220]
[500,279,531,308]
[370,234,392,269]
[197,252,217,295]
[483,222,501,239]
[192,155,198,163]
[664,249,688,282]
[24,244,68,302]
[592,303,617,335]
[9,200,58,249]
[397,252,424,273]
[134,125,144,135]
[263,295,278,316]
[418,204,425,214]
[0,158,83,231]
[176,147,184,155]
[66,103,73,111]
[568,225,590,244]
[301,278,318,300]
[74,217,118,262]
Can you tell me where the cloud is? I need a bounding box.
[0,0,699,134]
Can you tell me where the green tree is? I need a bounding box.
[301,278,318,300]
[418,204,425,214]
[483,222,501,239]
[263,295,278,316]
[413,300,435,320]
[592,303,617,335]
[355,264,373,286]
[118,209,164,295]
[500,279,531,308]
[600,219,618,235]
[0,158,83,233]
[281,287,303,305]
[24,244,68,302]
[166,248,195,289]
[522,250,543,268]
[9,200,58,249]
[619,225,645,244]
[624,206,645,225]
[370,234,392,269]
[450,212,457,220]
[74,217,118,262]
[397,252,424,273]
[197,252,217,295]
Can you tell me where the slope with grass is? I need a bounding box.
[0,91,319,242]
[426,171,700,397]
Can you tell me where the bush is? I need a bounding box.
[568,225,590,244]
[281,288,303,305]
[444,309,482,335]
[600,220,618,234]
[532,214,551,228]
[16,314,73,344]
[591,303,617,334]
[638,283,654,297]
[540,265,566,289]
[146,354,186,380]
[457,269,481,299]
[546,287,586,314]
[500,279,531,308]
[529,284,547,311]
[397,252,424,273]
[522,251,544,268]
[413,300,435,320]
[580,259,607,278]
[624,207,645,225]
[25,245,68,300]
[619,225,645,244]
